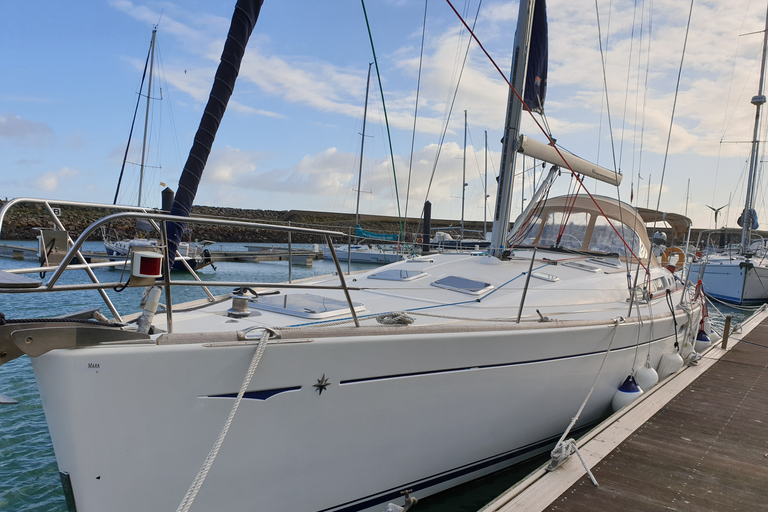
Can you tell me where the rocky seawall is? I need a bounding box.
[0,200,486,244]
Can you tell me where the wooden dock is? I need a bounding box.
[482,307,768,512]
[0,243,37,261]
[208,249,321,264]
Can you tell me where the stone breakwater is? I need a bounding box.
[0,201,484,244]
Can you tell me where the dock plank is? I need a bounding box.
[540,317,768,512]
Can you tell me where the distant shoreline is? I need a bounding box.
[0,201,487,243]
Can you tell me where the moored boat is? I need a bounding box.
[0,1,705,511]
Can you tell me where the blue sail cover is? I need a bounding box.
[166,0,264,264]
[523,0,548,114]
[738,208,759,230]
[355,225,399,242]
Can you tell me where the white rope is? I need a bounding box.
[547,439,599,486]
[176,329,270,512]
[548,316,623,475]
[376,311,415,325]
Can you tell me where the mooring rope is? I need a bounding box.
[175,329,270,512]
[546,316,624,483]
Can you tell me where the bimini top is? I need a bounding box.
[510,194,653,264]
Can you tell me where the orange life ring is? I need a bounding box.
[661,246,685,271]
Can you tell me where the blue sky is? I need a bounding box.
[2,0,767,229]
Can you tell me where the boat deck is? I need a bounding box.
[482,307,768,512]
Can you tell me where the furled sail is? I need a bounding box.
[166,0,264,264]
[523,0,547,113]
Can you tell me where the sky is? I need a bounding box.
[2,0,768,232]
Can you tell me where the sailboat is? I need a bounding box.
[323,62,406,264]
[431,110,492,252]
[690,6,768,305]
[0,1,704,511]
[103,27,213,272]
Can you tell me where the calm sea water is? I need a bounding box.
[0,241,756,511]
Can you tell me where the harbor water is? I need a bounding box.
[0,241,756,511]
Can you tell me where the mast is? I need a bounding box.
[138,26,157,208]
[741,4,768,253]
[461,109,467,241]
[355,63,374,232]
[489,0,537,257]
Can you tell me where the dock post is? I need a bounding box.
[721,315,732,349]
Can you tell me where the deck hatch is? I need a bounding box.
[430,276,493,295]
[368,270,428,281]
[250,293,365,319]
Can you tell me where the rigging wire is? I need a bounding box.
[652,0,695,216]
[404,0,429,238]
[360,0,404,239]
[445,0,649,271]
[711,9,755,225]
[594,0,614,174]
[593,0,633,278]
[420,1,483,218]
[636,0,654,212]
[114,33,153,205]
[617,0,641,177]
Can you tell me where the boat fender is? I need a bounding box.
[702,316,721,343]
[657,351,684,380]
[680,336,695,361]
[634,356,659,391]
[611,375,643,412]
[695,329,712,353]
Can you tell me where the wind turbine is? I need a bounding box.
[706,204,728,229]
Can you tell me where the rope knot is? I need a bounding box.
[376,312,415,325]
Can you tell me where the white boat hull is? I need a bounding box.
[323,246,404,264]
[33,316,684,512]
[691,257,768,304]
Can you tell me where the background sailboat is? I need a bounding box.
[102,27,213,272]
[691,4,768,305]
[323,62,405,264]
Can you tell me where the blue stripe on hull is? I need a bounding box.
[321,421,599,512]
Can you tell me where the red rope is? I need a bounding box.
[445,0,648,273]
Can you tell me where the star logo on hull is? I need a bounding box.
[313,374,331,395]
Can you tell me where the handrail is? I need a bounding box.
[0,198,355,330]
[46,211,345,287]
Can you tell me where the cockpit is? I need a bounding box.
[509,195,652,264]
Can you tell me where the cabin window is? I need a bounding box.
[588,217,647,259]
[522,211,590,249]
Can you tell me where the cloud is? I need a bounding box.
[0,113,54,148]
[201,146,263,185]
[35,167,80,191]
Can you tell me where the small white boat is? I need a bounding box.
[322,243,405,264]
[104,235,213,272]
